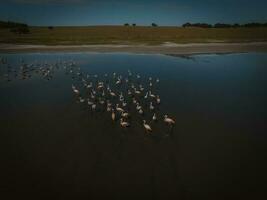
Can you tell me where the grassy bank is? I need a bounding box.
[1,26,267,45]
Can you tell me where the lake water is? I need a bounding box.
[0,53,266,199]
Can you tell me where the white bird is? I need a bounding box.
[107,101,112,108]
[99,99,105,105]
[116,79,121,85]
[134,88,141,95]
[144,92,148,99]
[139,84,144,91]
[156,95,161,104]
[149,91,156,98]
[98,84,104,89]
[72,85,79,94]
[92,104,96,111]
[149,102,154,110]
[73,88,79,94]
[136,103,142,111]
[110,91,116,97]
[143,120,152,132]
[119,93,124,102]
[111,109,116,121]
[152,113,157,121]
[120,119,130,128]
[164,115,175,125]
[139,109,144,115]
[121,112,129,118]
[79,97,85,103]
[116,104,124,113]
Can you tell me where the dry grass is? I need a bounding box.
[1,26,267,45]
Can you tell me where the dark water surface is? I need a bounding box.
[0,53,266,199]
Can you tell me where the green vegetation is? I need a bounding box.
[1,25,267,45]
[182,22,267,28]
[0,20,28,29]
[0,20,30,34]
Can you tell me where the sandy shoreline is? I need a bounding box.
[1,42,267,55]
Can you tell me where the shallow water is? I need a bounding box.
[0,53,266,199]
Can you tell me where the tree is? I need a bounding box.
[132,23,136,27]
[233,23,240,28]
[214,23,232,28]
[0,20,28,29]
[182,22,191,28]
[124,23,129,26]
[243,23,263,27]
[151,23,158,27]
[48,26,54,30]
[196,23,212,28]
[182,22,212,28]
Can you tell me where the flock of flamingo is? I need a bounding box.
[66,61,176,133]
[1,56,176,133]
[0,57,58,81]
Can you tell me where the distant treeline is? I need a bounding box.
[124,23,158,27]
[182,22,267,28]
[0,20,28,28]
[0,20,30,34]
